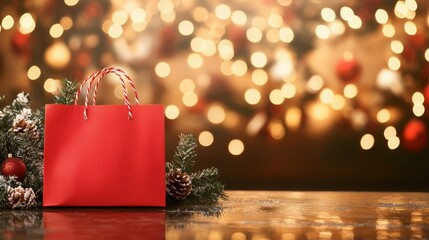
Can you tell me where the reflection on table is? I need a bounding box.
[1,191,428,239]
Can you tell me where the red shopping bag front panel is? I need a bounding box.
[43,104,165,207]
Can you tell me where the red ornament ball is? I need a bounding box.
[402,119,428,152]
[335,56,362,83]
[1,155,27,182]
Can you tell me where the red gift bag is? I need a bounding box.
[43,67,165,207]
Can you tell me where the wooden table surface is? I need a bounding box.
[1,191,429,239]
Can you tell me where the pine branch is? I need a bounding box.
[166,134,227,205]
[0,176,21,208]
[54,79,78,104]
[0,92,44,205]
[168,134,197,173]
[186,167,227,204]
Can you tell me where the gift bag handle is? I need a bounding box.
[74,67,140,120]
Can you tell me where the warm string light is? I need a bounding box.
[2,0,426,155]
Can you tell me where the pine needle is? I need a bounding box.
[167,134,227,205]
[54,79,78,105]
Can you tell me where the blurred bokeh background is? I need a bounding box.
[1,0,428,191]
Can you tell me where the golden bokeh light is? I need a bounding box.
[49,23,64,38]
[188,53,204,69]
[199,131,214,147]
[64,0,79,6]
[268,13,283,28]
[269,89,284,105]
[360,134,375,150]
[343,84,358,98]
[250,52,268,68]
[281,83,296,99]
[108,24,123,38]
[319,88,334,104]
[165,105,180,120]
[155,61,171,78]
[330,20,346,35]
[178,20,194,36]
[390,40,404,54]
[231,10,247,26]
[252,69,268,86]
[375,9,389,24]
[315,24,330,39]
[348,15,362,29]
[131,8,147,23]
[44,78,60,93]
[218,61,232,76]
[309,102,330,120]
[2,15,14,30]
[201,39,217,57]
[113,85,124,99]
[158,0,174,14]
[331,94,346,110]
[340,6,354,21]
[215,4,231,20]
[279,27,294,43]
[285,107,302,130]
[179,79,195,93]
[382,24,395,37]
[413,104,425,117]
[277,0,292,7]
[404,21,417,35]
[182,92,198,107]
[161,10,176,23]
[376,108,391,123]
[193,7,208,22]
[412,92,424,105]
[19,13,35,34]
[246,27,263,43]
[388,56,401,71]
[231,60,248,76]
[44,41,71,69]
[218,39,234,60]
[307,75,324,92]
[268,120,285,140]
[384,126,397,140]
[27,66,41,81]
[321,8,336,22]
[60,16,73,30]
[266,28,280,43]
[207,104,226,124]
[112,10,128,25]
[228,139,244,156]
[394,1,407,19]
[387,136,400,150]
[244,88,261,105]
[252,16,267,30]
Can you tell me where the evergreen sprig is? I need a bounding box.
[0,176,21,208]
[167,134,227,204]
[168,133,197,173]
[54,79,78,104]
[0,93,44,208]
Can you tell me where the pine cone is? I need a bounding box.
[11,119,39,139]
[166,169,192,200]
[7,186,37,209]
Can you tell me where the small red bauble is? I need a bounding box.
[335,56,362,83]
[402,119,428,152]
[1,154,27,182]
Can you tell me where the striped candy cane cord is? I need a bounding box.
[75,67,140,120]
